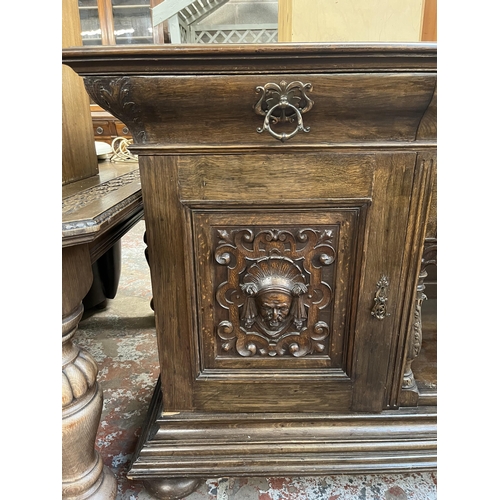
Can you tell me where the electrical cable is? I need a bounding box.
[110,137,138,163]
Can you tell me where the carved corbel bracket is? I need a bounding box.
[84,76,147,143]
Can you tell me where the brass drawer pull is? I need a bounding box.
[96,126,104,134]
[254,81,314,142]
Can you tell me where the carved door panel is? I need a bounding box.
[140,151,424,414]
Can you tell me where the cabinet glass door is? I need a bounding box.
[79,0,103,45]
[112,0,154,44]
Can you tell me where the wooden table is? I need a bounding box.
[62,161,142,499]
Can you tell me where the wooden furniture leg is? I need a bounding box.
[62,245,117,500]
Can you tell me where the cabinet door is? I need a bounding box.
[111,0,154,44]
[79,0,163,46]
[141,150,428,414]
[79,0,104,45]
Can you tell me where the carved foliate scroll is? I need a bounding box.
[215,228,335,357]
[371,275,390,320]
[84,76,146,143]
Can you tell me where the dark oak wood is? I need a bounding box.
[62,43,437,75]
[63,43,437,500]
[130,379,437,479]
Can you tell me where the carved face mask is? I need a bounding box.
[256,290,292,330]
[240,256,308,337]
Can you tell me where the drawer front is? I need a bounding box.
[93,73,436,147]
[115,121,131,137]
[92,120,114,138]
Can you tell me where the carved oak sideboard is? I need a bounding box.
[63,43,437,500]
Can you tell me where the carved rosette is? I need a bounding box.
[84,76,146,143]
[215,228,335,357]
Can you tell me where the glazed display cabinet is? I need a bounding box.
[63,43,437,500]
[78,0,165,45]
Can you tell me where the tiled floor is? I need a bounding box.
[75,220,437,500]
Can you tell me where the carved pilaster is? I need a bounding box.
[400,241,437,402]
[402,269,426,390]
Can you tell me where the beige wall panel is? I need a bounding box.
[288,0,424,42]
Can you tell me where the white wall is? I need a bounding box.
[197,0,278,26]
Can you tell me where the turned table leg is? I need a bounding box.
[62,245,117,499]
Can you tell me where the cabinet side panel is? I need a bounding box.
[351,153,418,412]
[139,155,196,411]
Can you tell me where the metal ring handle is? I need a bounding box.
[257,100,310,143]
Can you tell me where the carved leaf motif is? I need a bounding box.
[316,229,334,245]
[217,229,232,244]
[83,77,146,143]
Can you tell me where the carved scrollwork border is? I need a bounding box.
[62,169,141,215]
[214,228,336,358]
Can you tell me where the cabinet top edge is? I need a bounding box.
[62,42,437,75]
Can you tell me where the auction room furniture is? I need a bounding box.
[63,42,437,500]
[63,2,143,498]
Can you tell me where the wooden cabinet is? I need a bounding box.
[91,106,133,144]
[78,0,166,45]
[63,43,437,500]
